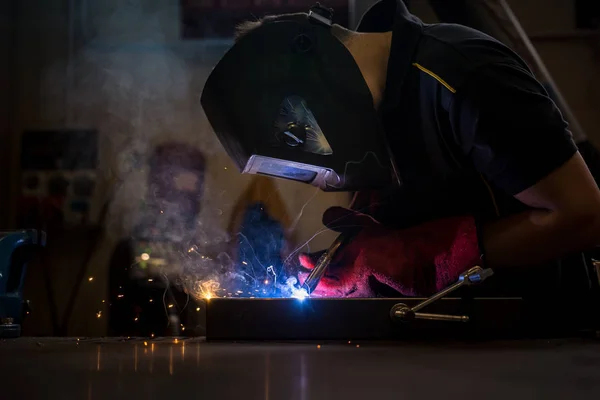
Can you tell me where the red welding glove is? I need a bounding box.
[298,245,377,298]
[298,207,483,298]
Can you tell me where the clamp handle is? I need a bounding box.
[391,266,494,323]
[391,304,470,323]
[459,266,494,284]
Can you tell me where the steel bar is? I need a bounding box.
[411,281,465,313]
[205,297,525,341]
[413,313,470,322]
[391,303,470,322]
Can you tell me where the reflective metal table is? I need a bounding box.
[1,337,600,399]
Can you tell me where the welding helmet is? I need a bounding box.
[200,4,395,192]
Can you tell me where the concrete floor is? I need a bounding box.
[1,338,600,400]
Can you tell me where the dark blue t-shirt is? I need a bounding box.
[359,1,577,228]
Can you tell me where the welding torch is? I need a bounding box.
[301,231,357,294]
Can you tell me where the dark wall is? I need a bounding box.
[0,0,16,228]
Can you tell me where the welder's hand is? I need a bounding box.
[297,251,377,298]
[299,207,482,297]
[296,207,412,298]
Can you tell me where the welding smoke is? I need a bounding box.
[65,0,348,302]
[80,0,212,234]
[73,0,241,291]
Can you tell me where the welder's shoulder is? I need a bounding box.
[413,23,529,93]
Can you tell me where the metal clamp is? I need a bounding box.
[390,266,494,323]
[0,230,46,338]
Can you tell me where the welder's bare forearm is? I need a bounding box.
[483,153,600,269]
[482,209,599,269]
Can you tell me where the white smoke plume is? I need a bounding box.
[72,0,243,296]
[62,0,347,306]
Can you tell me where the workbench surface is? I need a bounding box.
[1,338,600,399]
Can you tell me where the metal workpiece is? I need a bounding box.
[391,266,494,323]
[205,297,526,341]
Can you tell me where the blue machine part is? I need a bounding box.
[0,230,46,338]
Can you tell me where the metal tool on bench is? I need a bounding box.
[0,230,46,338]
[390,266,494,323]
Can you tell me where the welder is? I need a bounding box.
[201,0,600,298]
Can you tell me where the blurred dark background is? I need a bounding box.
[0,0,598,338]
